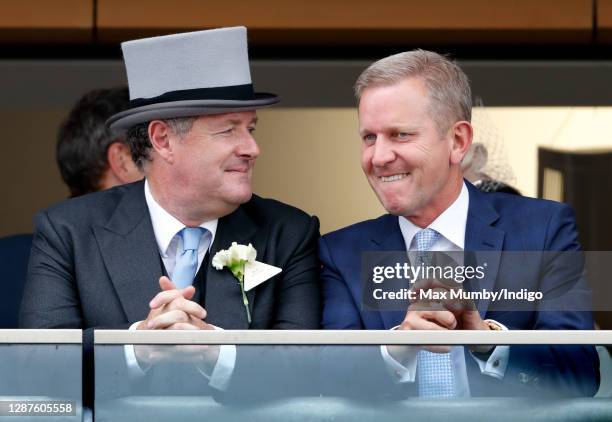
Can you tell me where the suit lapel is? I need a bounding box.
[204,205,265,329]
[369,215,410,330]
[464,183,505,316]
[92,181,163,323]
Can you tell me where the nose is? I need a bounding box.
[370,137,395,167]
[237,130,260,159]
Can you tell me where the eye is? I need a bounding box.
[362,133,377,145]
[215,127,234,136]
[248,127,256,134]
[394,131,418,142]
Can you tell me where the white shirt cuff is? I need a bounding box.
[123,321,237,391]
[195,325,236,391]
[380,325,418,383]
[124,321,150,378]
[469,320,510,380]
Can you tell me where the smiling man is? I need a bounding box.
[20,28,320,396]
[320,50,598,398]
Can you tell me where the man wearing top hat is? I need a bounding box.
[20,27,320,396]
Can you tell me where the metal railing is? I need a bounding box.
[94,329,612,345]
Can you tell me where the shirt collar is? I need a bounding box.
[398,181,469,250]
[144,179,218,256]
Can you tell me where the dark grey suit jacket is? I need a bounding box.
[20,180,321,330]
[19,181,322,403]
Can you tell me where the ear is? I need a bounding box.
[106,142,141,184]
[148,120,174,164]
[449,121,473,165]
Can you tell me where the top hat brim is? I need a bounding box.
[107,93,279,133]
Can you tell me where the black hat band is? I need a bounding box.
[129,84,255,109]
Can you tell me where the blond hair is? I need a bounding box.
[354,50,471,133]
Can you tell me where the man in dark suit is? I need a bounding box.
[20,27,320,399]
[319,50,598,398]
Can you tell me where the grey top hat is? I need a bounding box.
[107,26,279,132]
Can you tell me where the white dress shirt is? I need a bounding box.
[381,182,510,395]
[145,179,217,277]
[124,179,236,391]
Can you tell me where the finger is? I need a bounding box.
[159,276,196,300]
[159,276,177,291]
[188,315,211,330]
[455,294,478,312]
[406,317,447,331]
[403,311,454,353]
[410,280,452,303]
[142,303,169,326]
[443,297,464,314]
[427,288,463,313]
[408,298,450,312]
[147,309,190,329]
[166,296,207,319]
[182,285,196,300]
[437,289,479,315]
[414,277,451,289]
[167,322,200,330]
[149,289,182,309]
[404,311,450,331]
[458,309,487,330]
[410,278,436,293]
[420,310,457,330]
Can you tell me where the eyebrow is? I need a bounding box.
[358,125,420,136]
[389,125,420,132]
[227,117,258,126]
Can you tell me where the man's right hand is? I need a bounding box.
[134,277,220,370]
[137,276,210,330]
[388,278,458,363]
[395,302,457,353]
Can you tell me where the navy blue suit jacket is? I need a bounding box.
[320,182,598,397]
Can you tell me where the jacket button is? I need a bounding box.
[492,360,500,368]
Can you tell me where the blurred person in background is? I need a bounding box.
[0,88,142,329]
[462,142,520,195]
[56,87,143,197]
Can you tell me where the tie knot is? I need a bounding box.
[180,227,205,251]
[413,228,441,252]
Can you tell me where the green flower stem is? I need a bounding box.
[239,274,252,324]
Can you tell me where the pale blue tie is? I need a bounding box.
[172,227,206,289]
[413,228,457,398]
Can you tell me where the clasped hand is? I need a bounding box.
[135,277,219,370]
[388,277,492,362]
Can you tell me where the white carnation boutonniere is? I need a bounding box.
[212,242,283,324]
[212,242,257,323]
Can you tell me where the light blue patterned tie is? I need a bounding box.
[172,227,206,289]
[413,228,456,398]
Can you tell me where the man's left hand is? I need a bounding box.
[145,276,212,330]
[413,278,494,353]
[134,277,220,369]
